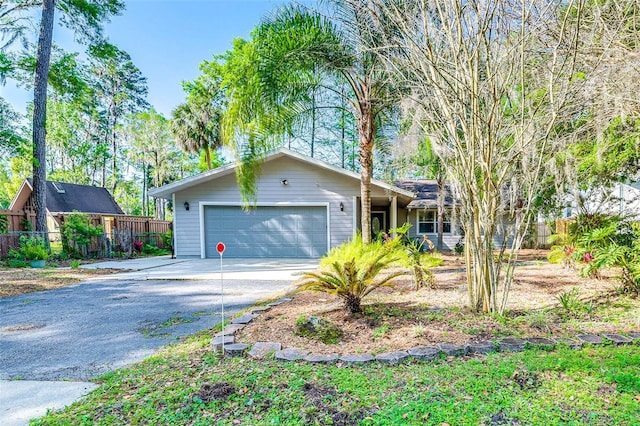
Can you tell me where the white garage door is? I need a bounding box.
[203,205,328,258]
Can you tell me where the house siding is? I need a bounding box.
[173,156,390,258]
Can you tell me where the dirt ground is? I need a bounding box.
[238,250,640,355]
[0,267,120,297]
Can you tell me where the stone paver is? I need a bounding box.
[375,351,409,364]
[629,332,640,341]
[210,335,235,351]
[466,342,497,354]
[601,334,633,345]
[304,353,339,364]
[576,334,604,345]
[437,343,467,357]
[216,324,246,337]
[223,343,250,357]
[251,307,271,314]
[248,342,282,359]
[499,337,526,352]
[340,354,375,365]
[231,313,258,325]
[407,346,440,361]
[275,348,309,361]
[526,337,556,349]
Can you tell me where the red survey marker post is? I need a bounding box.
[216,242,226,353]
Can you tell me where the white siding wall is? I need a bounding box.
[173,156,388,257]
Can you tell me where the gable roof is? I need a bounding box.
[149,148,415,199]
[9,179,124,215]
[394,179,454,209]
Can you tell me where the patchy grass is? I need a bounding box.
[138,316,197,338]
[32,331,639,425]
[0,267,120,298]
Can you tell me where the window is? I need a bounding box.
[417,210,451,234]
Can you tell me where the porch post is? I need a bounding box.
[390,196,397,236]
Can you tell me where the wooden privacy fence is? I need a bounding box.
[0,209,172,258]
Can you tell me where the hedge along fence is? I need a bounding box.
[0,230,170,258]
[0,210,172,258]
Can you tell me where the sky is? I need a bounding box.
[1,0,291,117]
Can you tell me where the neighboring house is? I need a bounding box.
[149,148,464,259]
[8,179,124,234]
[562,180,640,220]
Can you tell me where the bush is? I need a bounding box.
[388,223,441,289]
[7,259,28,268]
[162,230,173,250]
[0,214,8,234]
[299,235,407,314]
[9,236,49,261]
[142,243,170,256]
[60,212,103,258]
[569,215,640,293]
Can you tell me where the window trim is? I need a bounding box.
[415,209,452,235]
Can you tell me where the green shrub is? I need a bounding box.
[70,259,81,269]
[142,242,170,256]
[388,223,441,289]
[161,230,173,250]
[60,212,103,258]
[7,259,28,268]
[571,215,640,293]
[0,214,8,234]
[454,238,464,255]
[299,235,407,314]
[10,236,50,261]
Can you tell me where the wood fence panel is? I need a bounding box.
[556,218,574,236]
[0,210,35,231]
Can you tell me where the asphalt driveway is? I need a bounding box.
[0,257,316,424]
[1,257,315,381]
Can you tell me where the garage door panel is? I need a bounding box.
[204,206,328,258]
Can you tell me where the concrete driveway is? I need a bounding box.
[0,257,317,425]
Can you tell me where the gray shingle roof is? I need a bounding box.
[28,179,124,215]
[394,179,454,209]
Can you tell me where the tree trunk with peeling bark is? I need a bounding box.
[357,96,375,244]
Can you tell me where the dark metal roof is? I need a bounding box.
[28,179,124,215]
[394,179,454,209]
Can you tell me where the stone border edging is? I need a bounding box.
[210,297,640,365]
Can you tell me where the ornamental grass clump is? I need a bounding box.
[298,235,407,314]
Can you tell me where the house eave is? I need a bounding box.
[148,148,415,200]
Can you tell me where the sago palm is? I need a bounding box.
[298,238,407,314]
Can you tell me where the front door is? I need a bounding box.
[371,211,386,239]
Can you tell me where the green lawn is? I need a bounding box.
[33,332,639,425]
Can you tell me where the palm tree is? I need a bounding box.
[171,95,222,171]
[252,1,402,243]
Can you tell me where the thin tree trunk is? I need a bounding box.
[358,103,375,244]
[204,145,212,170]
[437,176,444,250]
[142,161,147,216]
[32,0,55,241]
[341,86,346,169]
[112,130,118,193]
[311,87,316,157]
